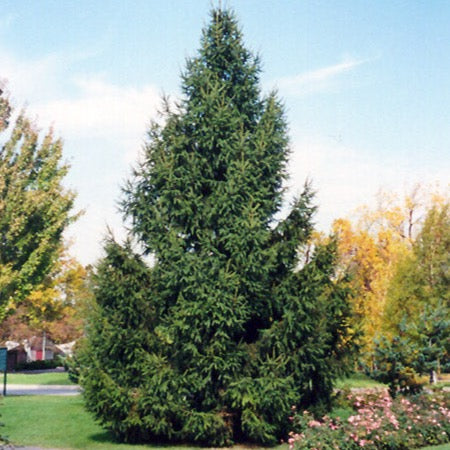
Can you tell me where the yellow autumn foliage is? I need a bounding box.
[332,184,447,361]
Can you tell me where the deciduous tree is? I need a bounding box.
[384,202,449,326]
[0,85,76,317]
[0,246,90,343]
[332,186,445,357]
[381,203,450,375]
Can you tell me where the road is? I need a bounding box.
[4,384,80,396]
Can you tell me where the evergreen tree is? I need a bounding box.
[0,86,76,317]
[81,9,356,446]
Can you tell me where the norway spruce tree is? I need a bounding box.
[80,9,356,446]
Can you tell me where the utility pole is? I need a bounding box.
[42,330,46,360]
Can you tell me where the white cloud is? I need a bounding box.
[274,57,369,96]
[1,51,61,102]
[285,133,449,230]
[0,48,160,145]
[34,76,160,139]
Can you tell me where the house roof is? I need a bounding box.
[5,341,23,351]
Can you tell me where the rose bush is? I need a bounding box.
[289,388,449,449]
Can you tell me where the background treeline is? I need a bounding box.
[331,187,449,393]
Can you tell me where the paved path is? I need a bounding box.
[4,384,80,396]
[4,447,46,449]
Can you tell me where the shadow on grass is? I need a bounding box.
[86,431,256,449]
[87,431,193,448]
[89,431,120,444]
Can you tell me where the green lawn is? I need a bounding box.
[7,371,74,385]
[335,372,387,389]
[1,395,182,449]
[436,373,450,389]
[1,395,286,449]
[421,445,450,450]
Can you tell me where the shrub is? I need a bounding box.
[14,358,61,371]
[289,389,450,449]
[370,333,423,397]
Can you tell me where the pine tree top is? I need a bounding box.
[182,8,262,124]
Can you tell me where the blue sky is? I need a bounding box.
[1,1,449,265]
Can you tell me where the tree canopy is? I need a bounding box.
[0,86,76,318]
[384,202,449,327]
[0,246,90,343]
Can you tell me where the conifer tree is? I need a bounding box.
[81,9,356,446]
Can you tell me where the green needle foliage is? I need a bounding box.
[0,86,76,317]
[80,9,356,446]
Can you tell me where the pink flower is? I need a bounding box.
[308,420,322,428]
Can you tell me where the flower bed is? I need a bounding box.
[288,388,449,449]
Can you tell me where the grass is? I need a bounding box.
[1,395,179,449]
[421,445,450,450]
[436,373,450,389]
[335,372,387,389]
[336,372,450,390]
[1,395,286,450]
[7,371,75,385]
